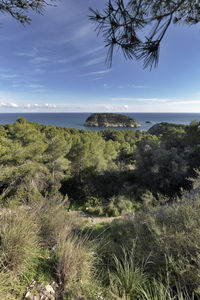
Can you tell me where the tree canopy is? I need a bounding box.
[0,0,56,24]
[90,0,200,69]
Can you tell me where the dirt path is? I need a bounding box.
[67,210,121,224]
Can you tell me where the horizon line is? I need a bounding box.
[1,111,200,114]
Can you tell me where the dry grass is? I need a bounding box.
[0,207,40,299]
[56,236,94,290]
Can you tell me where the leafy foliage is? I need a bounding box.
[0,118,200,209]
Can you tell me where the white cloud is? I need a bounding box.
[9,102,19,107]
[0,74,19,80]
[26,45,105,73]
[172,100,200,105]
[42,22,96,47]
[0,102,57,110]
[24,104,31,108]
[111,97,200,107]
[45,103,56,108]
[29,84,45,89]
[16,48,38,57]
[111,97,171,103]
[57,47,105,65]
[0,101,19,108]
[103,83,113,88]
[85,46,105,55]
[1,99,200,113]
[81,69,110,77]
[74,104,131,112]
[33,68,46,74]
[92,70,110,75]
[74,24,92,39]
[83,56,105,67]
[30,56,50,64]
[127,84,149,89]
[23,103,57,109]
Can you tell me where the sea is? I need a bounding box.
[0,112,200,131]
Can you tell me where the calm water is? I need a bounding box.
[0,112,200,131]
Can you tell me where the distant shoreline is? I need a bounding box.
[0,112,199,132]
[0,112,200,114]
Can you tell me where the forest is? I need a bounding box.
[1,117,200,299]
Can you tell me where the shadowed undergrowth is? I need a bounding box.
[0,198,200,299]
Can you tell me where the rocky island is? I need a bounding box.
[84,113,141,128]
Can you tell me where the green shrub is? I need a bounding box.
[106,200,120,217]
[109,248,148,299]
[85,205,104,216]
[105,199,200,298]
[105,195,134,217]
[84,196,104,216]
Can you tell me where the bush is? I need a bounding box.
[35,200,102,298]
[105,199,200,298]
[105,195,134,217]
[56,236,94,291]
[84,196,104,215]
[0,207,40,299]
[36,200,73,249]
[0,201,88,299]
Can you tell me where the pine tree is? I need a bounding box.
[90,0,200,69]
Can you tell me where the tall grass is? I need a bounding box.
[35,199,104,299]
[56,235,104,299]
[109,248,148,299]
[99,199,200,299]
[1,198,200,299]
[139,279,194,300]
[0,207,40,299]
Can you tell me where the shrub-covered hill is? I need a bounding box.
[84,113,141,128]
[148,122,186,135]
[0,117,146,208]
[0,117,200,208]
[1,118,200,299]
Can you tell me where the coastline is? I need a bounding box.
[0,112,199,131]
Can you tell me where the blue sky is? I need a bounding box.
[0,0,200,112]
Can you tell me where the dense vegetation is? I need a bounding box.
[1,117,200,299]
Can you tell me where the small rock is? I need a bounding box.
[52,281,59,288]
[25,291,33,300]
[25,291,31,298]
[45,284,55,294]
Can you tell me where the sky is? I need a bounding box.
[0,0,200,112]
